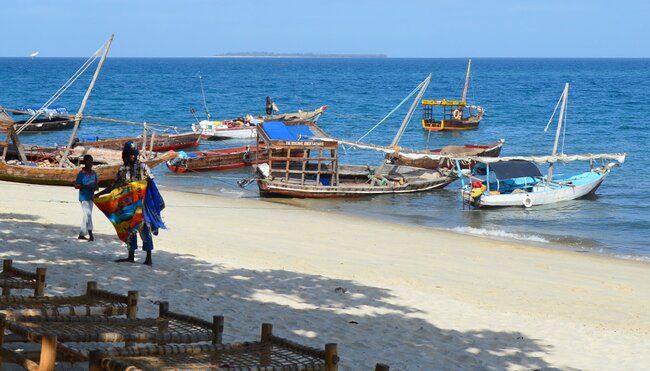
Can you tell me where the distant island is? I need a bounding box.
[211,52,387,58]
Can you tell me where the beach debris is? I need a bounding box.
[334,286,348,294]
[348,320,358,324]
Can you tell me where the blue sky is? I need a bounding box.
[3,0,649,57]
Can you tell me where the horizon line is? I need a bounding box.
[1,56,649,59]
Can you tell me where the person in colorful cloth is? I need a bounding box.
[96,141,155,265]
[74,154,98,241]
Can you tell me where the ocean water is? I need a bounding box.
[1,57,649,260]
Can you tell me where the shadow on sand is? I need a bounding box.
[0,213,565,370]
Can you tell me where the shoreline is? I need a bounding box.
[163,183,650,264]
[2,180,649,369]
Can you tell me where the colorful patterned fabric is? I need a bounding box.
[93,180,148,242]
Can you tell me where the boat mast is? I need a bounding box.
[461,59,471,103]
[199,74,211,120]
[376,74,431,175]
[547,82,569,185]
[60,34,114,166]
[390,74,431,148]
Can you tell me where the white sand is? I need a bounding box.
[1,180,649,370]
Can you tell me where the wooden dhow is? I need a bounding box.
[0,107,75,133]
[388,139,504,170]
[192,106,327,140]
[74,131,200,152]
[252,75,458,198]
[0,35,174,187]
[166,144,265,173]
[0,143,174,187]
[421,59,484,132]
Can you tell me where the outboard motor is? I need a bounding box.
[265,96,274,115]
[265,96,279,115]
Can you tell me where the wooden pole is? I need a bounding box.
[35,267,46,297]
[461,59,472,103]
[301,149,307,185]
[142,123,148,159]
[260,323,273,366]
[149,130,156,153]
[60,34,114,166]
[7,128,27,164]
[88,350,103,371]
[158,301,169,316]
[1,260,11,296]
[316,147,322,185]
[86,281,98,294]
[39,335,58,371]
[0,314,5,366]
[261,323,273,341]
[547,83,569,185]
[325,343,339,371]
[126,290,138,319]
[212,315,224,344]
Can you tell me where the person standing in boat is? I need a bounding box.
[96,141,156,266]
[74,154,98,241]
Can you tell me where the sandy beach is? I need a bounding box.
[1,179,649,370]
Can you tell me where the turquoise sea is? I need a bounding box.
[1,57,649,260]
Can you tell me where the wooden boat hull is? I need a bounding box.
[422,115,482,132]
[257,164,457,198]
[391,140,504,170]
[193,107,326,140]
[0,151,175,187]
[167,146,264,173]
[194,126,256,140]
[463,171,608,208]
[1,118,76,133]
[76,132,200,152]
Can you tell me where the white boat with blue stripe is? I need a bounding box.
[457,83,626,208]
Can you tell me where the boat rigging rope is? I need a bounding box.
[543,91,564,133]
[15,47,103,135]
[352,78,427,145]
[543,87,569,155]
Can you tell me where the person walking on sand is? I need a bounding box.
[96,141,155,265]
[74,154,98,241]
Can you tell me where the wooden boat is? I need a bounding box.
[192,106,327,140]
[166,145,264,173]
[459,83,626,208]
[252,76,458,198]
[389,139,504,170]
[0,145,174,187]
[166,143,304,173]
[0,107,76,132]
[74,131,200,152]
[0,35,174,187]
[421,59,484,132]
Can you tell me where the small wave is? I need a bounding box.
[447,226,550,243]
[613,254,650,263]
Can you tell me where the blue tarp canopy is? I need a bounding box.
[481,160,542,179]
[263,121,319,141]
[14,107,68,115]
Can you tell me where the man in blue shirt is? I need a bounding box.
[74,154,98,241]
